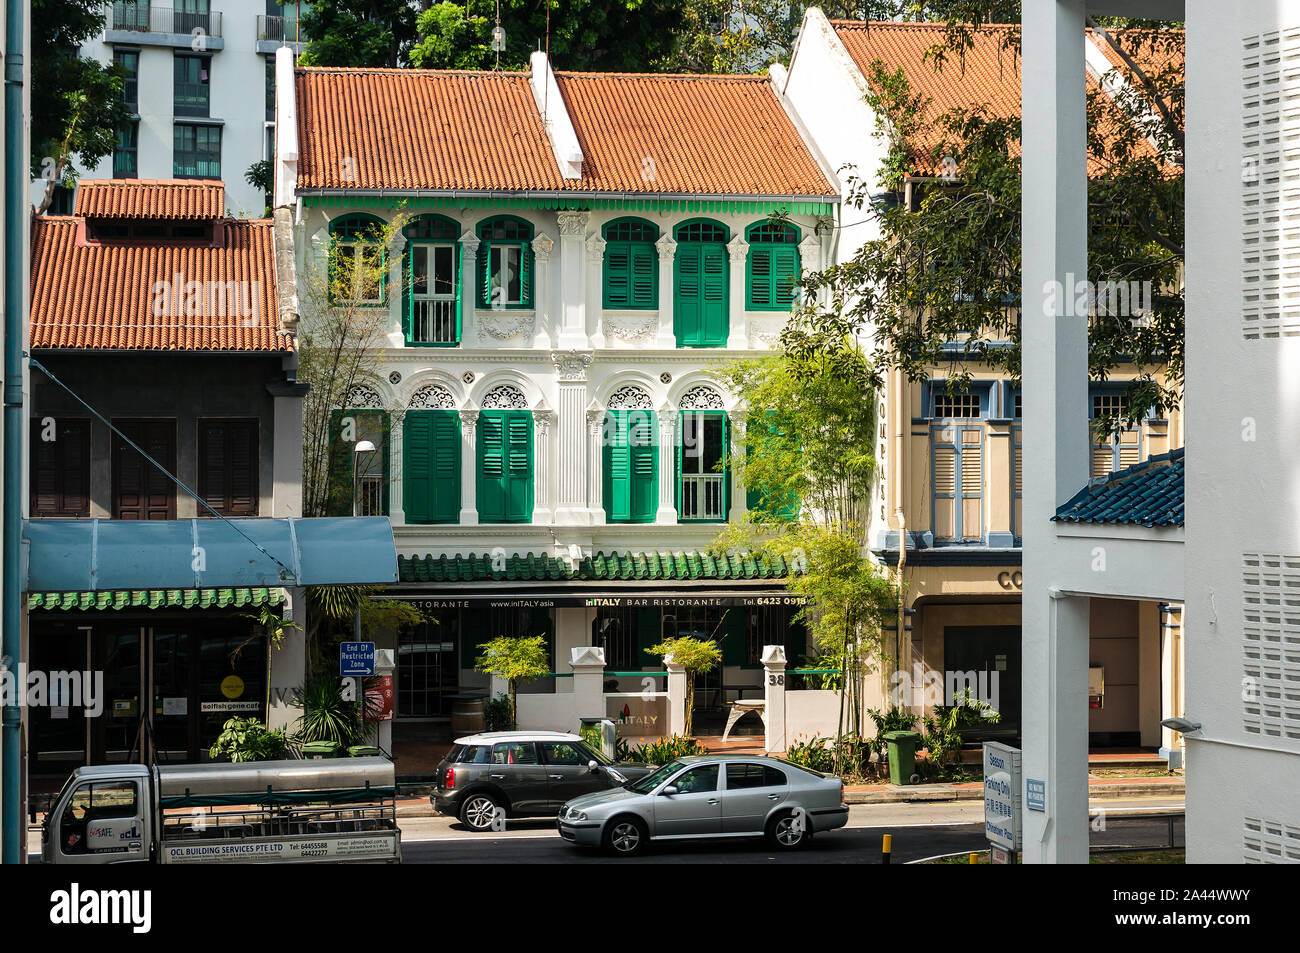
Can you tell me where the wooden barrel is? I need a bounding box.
[450,695,485,733]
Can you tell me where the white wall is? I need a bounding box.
[1185,0,1300,863]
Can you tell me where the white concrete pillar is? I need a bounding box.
[388,412,404,526]
[1022,0,1091,866]
[552,350,593,524]
[458,409,479,525]
[531,232,555,349]
[556,211,590,348]
[459,232,479,346]
[586,403,606,525]
[665,656,687,737]
[762,645,788,754]
[655,233,677,347]
[656,402,678,524]
[729,412,747,521]
[533,405,554,525]
[267,384,306,518]
[586,233,607,347]
[267,586,307,731]
[571,646,607,721]
[726,233,748,349]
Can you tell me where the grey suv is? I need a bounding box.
[556,755,848,856]
[431,731,653,831]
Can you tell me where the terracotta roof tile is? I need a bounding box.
[294,67,834,198]
[295,68,565,191]
[555,72,834,196]
[74,179,226,220]
[30,217,289,352]
[830,21,1182,177]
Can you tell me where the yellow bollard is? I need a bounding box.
[881,833,892,864]
[969,852,978,865]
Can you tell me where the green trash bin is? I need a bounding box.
[883,730,921,785]
[301,740,340,760]
[347,745,382,758]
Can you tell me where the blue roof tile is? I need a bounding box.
[1052,448,1184,528]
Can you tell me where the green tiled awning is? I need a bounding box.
[398,551,799,584]
[27,587,286,612]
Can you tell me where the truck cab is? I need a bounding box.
[42,764,154,864]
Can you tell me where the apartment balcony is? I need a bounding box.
[408,298,458,346]
[680,474,725,521]
[256,14,307,54]
[106,3,226,50]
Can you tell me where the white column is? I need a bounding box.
[586,403,605,525]
[762,645,788,754]
[665,655,687,737]
[458,409,479,525]
[655,233,677,347]
[556,211,590,349]
[533,404,554,525]
[586,234,607,348]
[267,587,306,732]
[531,233,554,349]
[459,232,480,346]
[656,402,678,524]
[552,350,593,524]
[729,412,747,521]
[1021,0,1090,865]
[726,233,748,349]
[799,234,822,307]
[570,646,606,721]
[388,413,404,526]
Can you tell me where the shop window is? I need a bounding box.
[398,612,460,717]
[673,219,728,347]
[402,409,460,523]
[592,605,639,672]
[30,417,90,518]
[604,409,657,523]
[747,604,806,667]
[603,218,658,309]
[197,418,259,516]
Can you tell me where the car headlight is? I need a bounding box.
[566,808,588,821]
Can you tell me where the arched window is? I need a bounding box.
[477,384,533,522]
[745,220,801,311]
[604,384,657,523]
[603,218,658,309]
[328,213,387,305]
[477,216,534,309]
[677,384,729,521]
[673,219,729,347]
[403,215,462,345]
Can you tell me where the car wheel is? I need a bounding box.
[459,794,502,832]
[602,815,648,857]
[767,810,812,850]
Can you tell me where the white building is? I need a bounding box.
[72,0,309,216]
[273,49,841,731]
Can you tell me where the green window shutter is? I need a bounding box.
[404,410,460,524]
[520,242,533,309]
[477,411,505,520]
[630,245,657,308]
[673,246,701,346]
[604,411,632,522]
[504,411,533,521]
[748,247,772,309]
[701,245,728,345]
[720,413,731,518]
[478,244,491,309]
[773,245,800,308]
[722,606,748,666]
[402,411,433,523]
[629,410,657,522]
[402,247,413,343]
[605,244,631,308]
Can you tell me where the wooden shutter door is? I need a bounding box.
[772,245,800,307]
[228,421,258,514]
[505,412,533,521]
[749,248,772,307]
[431,410,460,522]
[477,412,505,521]
[1012,426,1023,538]
[674,245,702,345]
[629,410,657,522]
[1117,428,1141,469]
[403,410,433,523]
[606,245,631,307]
[113,419,175,520]
[31,418,89,517]
[630,245,656,308]
[701,244,728,345]
[606,411,631,522]
[959,426,984,541]
[932,428,957,540]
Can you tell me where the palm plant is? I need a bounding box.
[291,673,376,749]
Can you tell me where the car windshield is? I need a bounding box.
[625,759,685,794]
[572,740,614,766]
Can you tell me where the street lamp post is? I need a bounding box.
[351,441,377,712]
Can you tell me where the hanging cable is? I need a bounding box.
[28,355,299,584]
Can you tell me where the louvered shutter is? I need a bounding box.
[228,420,257,514]
[749,248,772,307]
[629,410,657,521]
[605,245,631,308]
[520,243,533,308]
[505,412,533,520]
[674,245,702,345]
[431,410,461,522]
[1117,428,1141,469]
[605,411,632,522]
[403,411,434,523]
[701,245,728,345]
[772,245,800,307]
[479,246,492,308]
[933,435,956,541]
[477,412,505,520]
[31,418,89,517]
[959,427,983,541]
[630,244,656,308]
[326,411,352,517]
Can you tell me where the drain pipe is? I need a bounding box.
[2,0,26,865]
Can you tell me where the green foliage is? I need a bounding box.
[31,0,131,211]
[919,690,1000,779]
[483,693,512,732]
[644,637,720,737]
[786,733,869,780]
[302,584,423,675]
[208,717,289,762]
[799,11,1185,433]
[625,735,709,765]
[578,723,605,756]
[299,0,418,66]
[291,674,374,749]
[409,2,493,69]
[475,636,550,729]
[245,159,273,195]
[867,706,919,762]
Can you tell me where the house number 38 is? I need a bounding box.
[768,674,784,686]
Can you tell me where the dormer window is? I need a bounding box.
[85,218,215,243]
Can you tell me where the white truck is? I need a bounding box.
[41,758,402,864]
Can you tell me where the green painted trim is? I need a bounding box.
[28,587,286,612]
[302,193,836,217]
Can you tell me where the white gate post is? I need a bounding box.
[762,645,788,753]
[665,655,687,737]
[570,646,606,721]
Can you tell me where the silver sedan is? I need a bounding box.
[556,754,848,856]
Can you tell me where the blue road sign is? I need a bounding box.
[1026,778,1046,812]
[340,642,376,677]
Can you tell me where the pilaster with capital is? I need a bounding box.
[655,233,677,347]
[556,210,590,349]
[727,233,748,349]
[552,350,594,524]
[458,408,479,525]
[530,232,554,348]
[656,403,678,524]
[533,406,554,524]
[585,234,607,348]
[586,403,606,525]
[458,232,480,346]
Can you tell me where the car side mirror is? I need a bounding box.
[587,760,600,773]
[661,785,679,796]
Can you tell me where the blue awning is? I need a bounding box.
[21,517,398,593]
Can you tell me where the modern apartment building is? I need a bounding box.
[781,12,1187,754]
[274,48,839,732]
[75,0,309,216]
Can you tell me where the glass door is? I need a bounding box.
[94,627,144,763]
[151,630,194,762]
